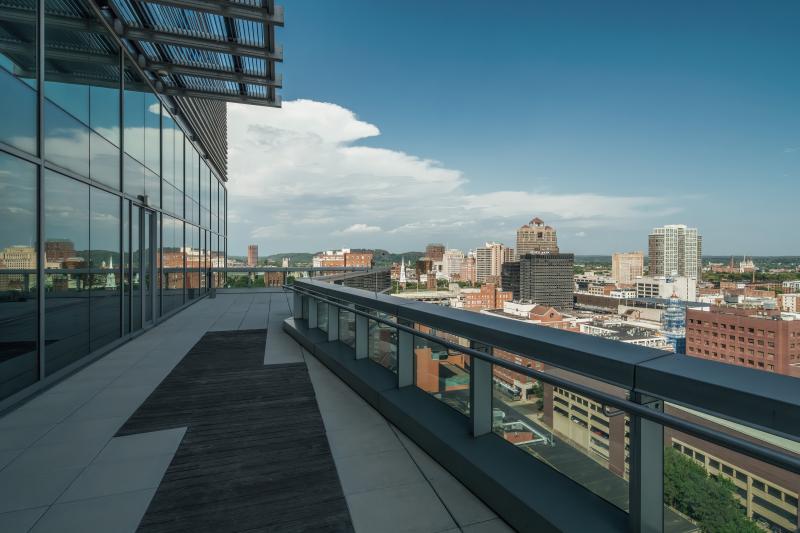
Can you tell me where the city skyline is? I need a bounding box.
[225,1,800,256]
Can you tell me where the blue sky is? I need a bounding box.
[227,1,799,256]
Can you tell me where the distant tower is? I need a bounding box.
[247,244,258,267]
[399,257,407,288]
[662,293,686,354]
[106,256,117,289]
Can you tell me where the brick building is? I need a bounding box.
[685,306,800,376]
[462,283,513,311]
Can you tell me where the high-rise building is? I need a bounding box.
[648,224,702,279]
[516,217,559,258]
[476,242,512,283]
[611,251,644,285]
[425,243,445,262]
[442,249,465,280]
[661,295,686,354]
[247,244,259,267]
[501,261,520,300]
[460,253,477,284]
[519,253,574,310]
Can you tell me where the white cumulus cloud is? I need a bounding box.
[226,99,680,254]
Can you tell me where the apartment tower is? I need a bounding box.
[648,225,702,279]
[611,251,644,284]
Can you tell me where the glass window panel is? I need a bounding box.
[0,2,37,156]
[145,169,160,208]
[174,129,184,192]
[0,153,38,399]
[144,94,160,175]
[161,111,174,185]
[130,204,141,330]
[414,332,470,416]
[45,81,89,126]
[339,308,356,348]
[123,64,145,163]
[44,99,90,178]
[90,84,120,147]
[123,154,145,199]
[318,302,328,333]
[44,171,90,375]
[89,187,120,350]
[90,131,120,189]
[368,313,397,373]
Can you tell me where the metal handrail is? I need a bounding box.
[286,283,800,477]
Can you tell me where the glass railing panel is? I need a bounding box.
[491,350,630,512]
[338,307,356,348]
[318,301,328,333]
[413,333,471,417]
[662,402,798,533]
[368,312,397,373]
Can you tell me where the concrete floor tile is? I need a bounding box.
[94,427,186,463]
[429,472,496,527]
[0,506,48,533]
[347,482,457,533]
[0,466,83,514]
[3,438,106,474]
[31,488,156,533]
[461,518,515,532]
[59,453,173,503]
[0,423,53,452]
[34,417,125,448]
[327,422,403,459]
[335,448,425,495]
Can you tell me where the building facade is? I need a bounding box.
[515,217,559,258]
[501,261,521,300]
[247,244,259,267]
[685,306,800,376]
[462,283,513,311]
[634,276,697,302]
[611,251,644,285]
[476,242,512,283]
[0,0,282,403]
[519,253,574,310]
[425,243,445,262]
[441,249,465,280]
[648,224,702,279]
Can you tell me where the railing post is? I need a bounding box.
[355,311,368,359]
[328,303,339,342]
[397,318,414,388]
[308,297,318,329]
[293,291,302,320]
[470,341,493,437]
[629,393,664,533]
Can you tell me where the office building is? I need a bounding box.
[425,243,445,262]
[0,0,287,401]
[501,261,521,300]
[312,249,373,269]
[441,249,465,280]
[247,244,259,267]
[476,242,512,283]
[516,217,559,257]
[519,253,574,310]
[611,251,644,284]
[685,306,800,376]
[648,224,702,279]
[635,276,697,302]
[460,253,477,284]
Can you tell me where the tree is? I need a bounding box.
[664,447,761,533]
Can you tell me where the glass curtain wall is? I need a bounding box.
[0,5,228,402]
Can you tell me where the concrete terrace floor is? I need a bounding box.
[0,291,513,533]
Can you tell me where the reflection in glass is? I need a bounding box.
[368,313,397,373]
[339,308,356,348]
[491,355,631,512]
[144,94,160,174]
[0,153,38,397]
[161,215,184,314]
[44,171,90,375]
[0,0,37,155]
[90,131,120,189]
[414,332,470,416]
[89,188,120,349]
[44,99,90,178]
[131,205,142,330]
[318,302,328,333]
